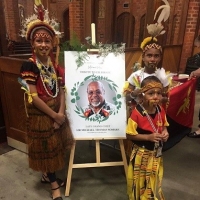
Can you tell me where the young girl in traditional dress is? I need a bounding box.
[126,76,169,200]
[19,1,74,200]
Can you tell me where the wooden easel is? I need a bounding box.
[65,138,128,196]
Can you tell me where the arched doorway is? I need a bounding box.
[115,12,135,47]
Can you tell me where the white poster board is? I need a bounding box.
[65,51,126,139]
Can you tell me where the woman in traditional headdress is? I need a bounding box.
[19,1,74,199]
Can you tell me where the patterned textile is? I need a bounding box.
[126,105,169,137]
[127,145,164,200]
[21,60,74,172]
[26,97,74,172]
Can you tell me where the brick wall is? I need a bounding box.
[4,0,21,41]
[2,0,200,72]
[68,0,84,41]
[179,0,200,72]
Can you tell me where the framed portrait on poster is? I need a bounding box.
[65,51,126,139]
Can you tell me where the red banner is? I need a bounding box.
[166,78,197,128]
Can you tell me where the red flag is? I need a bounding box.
[167,78,197,128]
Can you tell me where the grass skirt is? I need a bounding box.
[127,144,164,200]
[26,97,74,173]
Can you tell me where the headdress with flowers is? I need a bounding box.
[18,0,65,106]
[20,0,61,41]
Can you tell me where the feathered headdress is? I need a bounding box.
[141,0,170,51]
[20,0,61,41]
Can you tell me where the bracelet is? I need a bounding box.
[61,86,66,92]
[129,91,136,99]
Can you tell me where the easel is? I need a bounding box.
[65,138,128,196]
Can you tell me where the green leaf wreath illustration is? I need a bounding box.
[70,74,122,123]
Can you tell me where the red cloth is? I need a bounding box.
[167,78,197,128]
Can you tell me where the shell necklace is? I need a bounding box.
[139,104,163,149]
[36,57,59,98]
[139,104,162,133]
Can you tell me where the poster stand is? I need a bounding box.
[65,138,128,196]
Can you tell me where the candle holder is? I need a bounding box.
[87,48,99,54]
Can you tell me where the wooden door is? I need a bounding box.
[115,12,135,47]
[0,57,27,152]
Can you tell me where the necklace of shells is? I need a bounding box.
[36,57,59,98]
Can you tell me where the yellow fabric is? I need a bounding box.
[164,115,169,126]
[127,162,134,200]
[123,81,133,95]
[21,86,38,117]
[127,145,165,200]
[126,118,138,136]
[21,86,38,104]
[35,0,42,6]
[132,76,141,88]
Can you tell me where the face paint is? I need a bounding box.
[33,32,53,41]
[142,48,161,71]
[142,87,162,108]
[146,62,158,69]
[141,82,162,93]
[32,29,53,57]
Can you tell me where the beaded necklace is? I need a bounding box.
[36,57,59,98]
[139,104,162,133]
[139,104,163,150]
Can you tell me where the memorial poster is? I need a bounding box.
[65,51,126,139]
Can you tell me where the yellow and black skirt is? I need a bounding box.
[127,144,164,200]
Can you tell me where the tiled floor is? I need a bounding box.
[0,142,14,155]
[0,91,200,200]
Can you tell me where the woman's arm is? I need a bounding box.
[28,84,65,125]
[190,68,200,78]
[58,87,66,114]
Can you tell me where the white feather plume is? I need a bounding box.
[154,0,170,24]
[155,68,173,87]
[146,0,170,38]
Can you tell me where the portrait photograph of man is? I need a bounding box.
[82,80,116,118]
